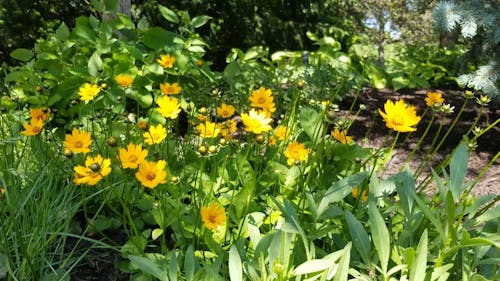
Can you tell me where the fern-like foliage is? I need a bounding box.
[433,0,499,96]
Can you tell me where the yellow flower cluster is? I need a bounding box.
[21,108,51,136]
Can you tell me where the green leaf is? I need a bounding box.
[228,245,242,281]
[151,228,163,240]
[317,172,368,218]
[346,211,371,264]
[143,27,182,51]
[10,48,33,62]
[88,51,103,76]
[190,15,212,28]
[55,22,70,41]
[299,107,323,142]
[409,230,428,281]
[169,251,178,281]
[129,255,168,281]
[368,201,390,275]
[158,5,179,24]
[73,16,96,42]
[449,142,468,201]
[333,243,351,281]
[393,171,416,219]
[184,245,195,281]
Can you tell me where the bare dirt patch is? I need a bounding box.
[339,88,500,197]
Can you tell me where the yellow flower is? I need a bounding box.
[216,103,236,118]
[115,74,134,88]
[78,83,101,101]
[118,143,148,169]
[64,128,92,154]
[331,128,352,144]
[201,203,227,230]
[197,121,221,138]
[241,109,272,134]
[160,82,182,95]
[249,87,276,113]
[425,92,444,107]
[135,160,167,188]
[352,187,368,203]
[73,155,112,186]
[21,119,44,136]
[218,119,238,139]
[284,141,309,165]
[268,136,277,146]
[156,96,181,119]
[29,108,50,122]
[157,54,175,68]
[378,100,421,133]
[143,124,167,145]
[274,125,290,141]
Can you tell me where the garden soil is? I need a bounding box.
[339,88,500,198]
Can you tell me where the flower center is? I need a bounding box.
[128,155,138,162]
[146,172,156,181]
[257,97,266,104]
[392,118,404,126]
[74,141,83,148]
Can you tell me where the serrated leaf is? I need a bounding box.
[10,48,33,62]
[229,246,242,281]
[158,5,179,23]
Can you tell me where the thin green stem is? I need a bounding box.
[400,114,435,172]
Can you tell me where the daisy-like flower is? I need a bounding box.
[284,141,309,165]
[425,92,444,107]
[21,119,44,136]
[216,103,236,119]
[156,96,181,119]
[78,83,101,101]
[143,123,167,145]
[241,109,272,134]
[115,74,134,88]
[249,87,276,114]
[29,108,50,122]
[197,121,221,138]
[160,82,182,95]
[118,143,148,169]
[331,128,352,144]
[378,100,421,133]
[201,203,227,230]
[274,125,290,141]
[73,154,112,186]
[64,128,92,154]
[157,54,175,68]
[135,160,167,189]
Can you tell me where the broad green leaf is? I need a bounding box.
[184,245,195,281]
[73,16,96,42]
[317,172,368,218]
[368,201,390,275]
[55,22,70,41]
[294,258,337,275]
[430,264,453,281]
[158,5,179,23]
[169,251,178,281]
[10,48,33,62]
[449,142,468,201]
[409,230,428,281]
[190,15,212,28]
[88,51,102,76]
[333,243,351,281]
[346,211,371,264]
[229,245,242,281]
[393,171,416,219]
[151,228,163,240]
[129,255,168,281]
[299,107,323,142]
[391,76,410,91]
[411,191,445,242]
